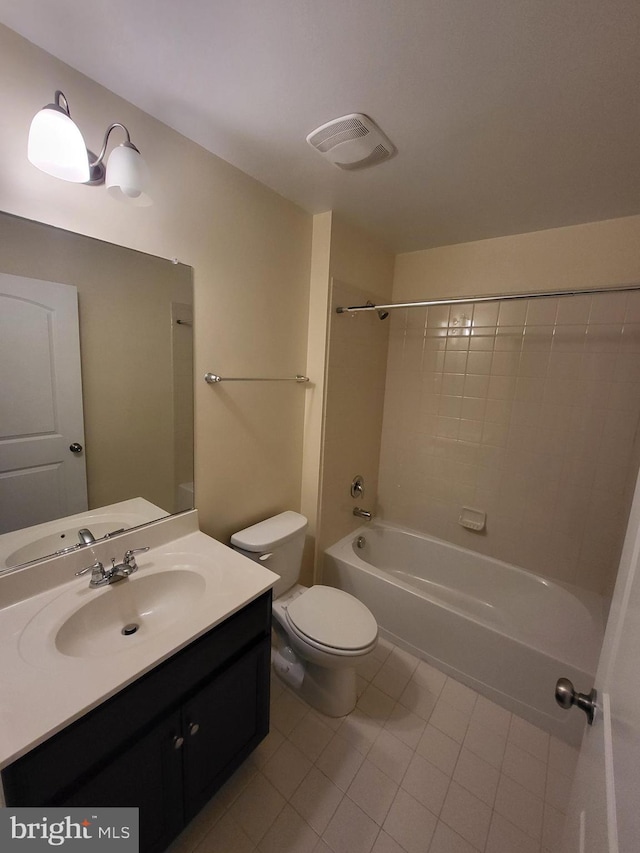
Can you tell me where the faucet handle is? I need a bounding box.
[76,560,107,586]
[124,547,149,568]
[75,560,104,577]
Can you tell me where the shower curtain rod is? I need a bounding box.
[335,282,640,315]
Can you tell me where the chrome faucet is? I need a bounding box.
[75,547,149,588]
[353,507,372,519]
[78,528,96,545]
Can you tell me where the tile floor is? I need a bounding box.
[167,637,578,853]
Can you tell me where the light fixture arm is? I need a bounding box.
[90,123,140,170]
[53,90,71,115]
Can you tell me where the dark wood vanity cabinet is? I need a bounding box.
[2,592,272,853]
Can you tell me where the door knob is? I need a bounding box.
[173,735,184,750]
[69,442,83,453]
[189,722,200,736]
[555,677,597,725]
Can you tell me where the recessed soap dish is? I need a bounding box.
[459,507,486,532]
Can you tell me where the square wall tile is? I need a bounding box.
[458,419,484,443]
[466,351,493,374]
[522,325,554,352]
[494,326,524,351]
[589,292,627,325]
[526,298,558,326]
[469,328,496,351]
[498,300,527,326]
[444,351,468,373]
[472,302,499,327]
[556,294,591,325]
[428,305,451,328]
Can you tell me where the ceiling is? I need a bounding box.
[2,0,640,252]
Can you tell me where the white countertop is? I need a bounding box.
[0,510,278,770]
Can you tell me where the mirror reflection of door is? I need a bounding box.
[0,211,194,564]
[0,274,88,533]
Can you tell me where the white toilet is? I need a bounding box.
[231,511,378,717]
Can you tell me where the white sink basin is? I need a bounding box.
[1,498,168,570]
[55,570,206,658]
[7,522,132,567]
[18,556,217,668]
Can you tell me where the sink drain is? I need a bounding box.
[122,623,140,636]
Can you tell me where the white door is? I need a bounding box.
[0,273,87,534]
[561,469,640,852]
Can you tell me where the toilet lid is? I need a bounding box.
[286,586,377,651]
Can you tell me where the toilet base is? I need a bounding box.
[275,656,357,717]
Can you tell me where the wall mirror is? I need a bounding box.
[0,211,194,569]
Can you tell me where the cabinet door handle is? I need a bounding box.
[189,722,200,736]
[173,735,184,750]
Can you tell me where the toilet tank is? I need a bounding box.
[230,511,308,598]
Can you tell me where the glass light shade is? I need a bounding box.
[27,106,90,183]
[105,144,152,206]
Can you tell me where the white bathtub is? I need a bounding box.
[324,522,605,744]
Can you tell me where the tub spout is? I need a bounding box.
[353,507,372,519]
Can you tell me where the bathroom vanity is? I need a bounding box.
[0,509,278,853]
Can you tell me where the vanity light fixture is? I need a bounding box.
[27,90,152,206]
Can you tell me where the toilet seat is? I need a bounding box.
[284,585,377,655]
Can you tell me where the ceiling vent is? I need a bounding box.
[306,114,396,170]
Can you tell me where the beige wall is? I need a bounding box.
[381,217,640,596]
[310,217,395,574]
[300,212,333,582]
[395,215,640,301]
[0,24,312,543]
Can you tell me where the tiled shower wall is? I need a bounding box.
[377,289,640,596]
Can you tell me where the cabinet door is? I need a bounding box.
[182,636,270,820]
[63,711,184,853]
